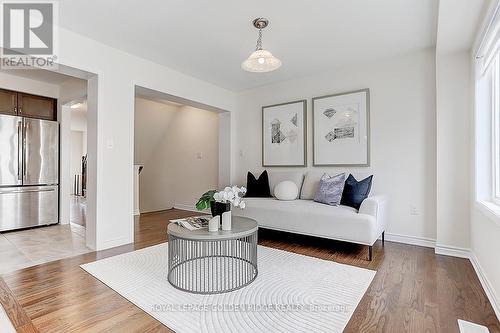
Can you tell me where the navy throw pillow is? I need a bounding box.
[246,171,272,197]
[340,174,373,210]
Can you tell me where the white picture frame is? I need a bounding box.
[313,89,370,166]
[262,100,307,167]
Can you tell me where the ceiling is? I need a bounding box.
[70,100,87,112]
[59,0,438,91]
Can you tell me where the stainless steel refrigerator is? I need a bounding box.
[0,114,59,232]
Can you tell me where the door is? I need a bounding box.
[0,185,59,231]
[0,115,23,186]
[0,89,18,116]
[18,93,56,120]
[23,118,59,186]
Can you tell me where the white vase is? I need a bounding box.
[221,211,232,231]
[208,216,220,232]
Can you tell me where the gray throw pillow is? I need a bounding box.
[313,173,346,206]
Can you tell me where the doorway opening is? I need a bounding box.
[0,64,98,274]
[67,99,87,231]
[133,86,231,218]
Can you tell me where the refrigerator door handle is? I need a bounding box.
[0,188,56,194]
[17,120,22,180]
[23,119,27,177]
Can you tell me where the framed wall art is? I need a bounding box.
[312,89,370,166]
[262,100,307,167]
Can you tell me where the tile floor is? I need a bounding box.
[0,224,91,275]
[0,196,91,275]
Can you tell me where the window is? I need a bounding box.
[493,54,500,204]
[476,3,500,206]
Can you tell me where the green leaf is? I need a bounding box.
[196,189,217,210]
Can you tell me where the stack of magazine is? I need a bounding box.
[172,216,211,231]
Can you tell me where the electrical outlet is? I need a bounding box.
[196,152,203,160]
[410,205,420,216]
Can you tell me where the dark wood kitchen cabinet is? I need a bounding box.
[18,93,57,120]
[0,89,18,116]
[0,89,57,120]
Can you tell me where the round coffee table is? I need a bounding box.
[167,216,258,294]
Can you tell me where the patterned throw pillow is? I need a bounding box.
[313,173,346,206]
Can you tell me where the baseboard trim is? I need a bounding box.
[435,244,470,259]
[173,204,209,214]
[374,234,499,319]
[384,232,436,248]
[140,206,174,214]
[469,252,500,321]
[96,236,133,251]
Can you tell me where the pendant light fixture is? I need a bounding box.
[241,18,282,73]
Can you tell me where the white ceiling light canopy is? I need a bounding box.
[241,18,282,73]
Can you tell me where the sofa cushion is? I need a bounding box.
[300,171,325,199]
[301,171,375,199]
[246,171,271,197]
[340,174,373,209]
[233,198,381,245]
[268,171,304,198]
[313,173,346,206]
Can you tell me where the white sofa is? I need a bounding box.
[233,171,387,260]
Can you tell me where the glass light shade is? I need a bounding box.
[241,49,281,72]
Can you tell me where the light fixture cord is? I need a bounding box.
[255,28,263,51]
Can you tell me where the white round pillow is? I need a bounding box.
[274,180,299,201]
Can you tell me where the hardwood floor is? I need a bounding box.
[0,209,498,332]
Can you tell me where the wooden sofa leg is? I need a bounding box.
[382,231,385,245]
[368,246,373,261]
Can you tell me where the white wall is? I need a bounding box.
[58,78,87,225]
[134,98,178,168]
[0,71,59,98]
[471,208,500,315]
[170,105,219,210]
[234,49,437,242]
[70,130,84,194]
[70,109,88,194]
[71,108,87,131]
[435,51,471,250]
[134,98,178,212]
[218,112,231,188]
[55,27,236,250]
[134,98,219,213]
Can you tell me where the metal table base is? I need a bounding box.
[168,227,258,294]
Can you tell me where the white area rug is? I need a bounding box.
[0,305,16,333]
[81,244,375,333]
[458,319,490,333]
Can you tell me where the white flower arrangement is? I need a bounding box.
[213,186,247,209]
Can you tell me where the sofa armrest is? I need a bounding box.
[359,195,387,229]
